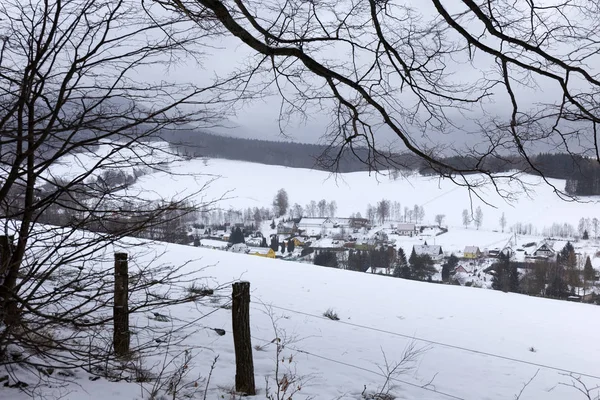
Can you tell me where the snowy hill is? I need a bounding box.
[9,242,600,400]
[125,155,600,234]
[50,142,600,234]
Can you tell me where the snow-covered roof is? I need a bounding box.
[298,217,327,226]
[310,238,344,249]
[464,246,480,253]
[249,247,274,255]
[278,221,296,228]
[414,245,443,257]
[396,223,416,230]
[533,241,556,254]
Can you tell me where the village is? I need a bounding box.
[190,215,600,301]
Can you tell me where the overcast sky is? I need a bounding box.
[153,0,596,157]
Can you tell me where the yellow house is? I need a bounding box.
[290,237,305,247]
[252,248,276,259]
[464,246,481,259]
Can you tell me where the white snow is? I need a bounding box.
[9,151,600,399]
[6,241,600,400]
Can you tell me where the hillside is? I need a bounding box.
[9,241,600,400]
[121,155,599,234]
[7,144,600,400]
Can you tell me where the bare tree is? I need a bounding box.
[305,201,317,218]
[499,213,507,233]
[462,209,471,229]
[0,0,229,386]
[328,200,337,218]
[434,214,445,227]
[474,207,483,230]
[317,199,328,218]
[273,189,289,217]
[161,0,600,200]
[366,204,376,224]
[376,199,391,224]
[291,203,303,219]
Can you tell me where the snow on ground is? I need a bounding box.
[7,242,600,400]
[50,146,600,234]
[113,157,600,234]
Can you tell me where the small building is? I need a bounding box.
[349,217,370,229]
[229,243,249,254]
[454,265,468,274]
[463,246,481,259]
[413,244,444,261]
[366,266,393,275]
[251,248,276,259]
[394,223,417,236]
[277,221,297,235]
[288,237,305,247]
[531,242,555,259]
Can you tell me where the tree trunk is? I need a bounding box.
[232,281,255,395]
[113,252,129,357]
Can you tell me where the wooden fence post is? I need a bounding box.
[113,252,129,357]
[232,281,256,395]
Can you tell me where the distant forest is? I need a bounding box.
[159,129,420,173]
[158,130,600,196]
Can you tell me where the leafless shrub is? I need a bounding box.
[362,343,430,400]
[323,309,340,321]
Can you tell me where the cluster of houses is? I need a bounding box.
[194,216,580,277]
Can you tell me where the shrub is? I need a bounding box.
[323,308,340,321]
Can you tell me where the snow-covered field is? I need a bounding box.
[131,155,600,234]
[7,242,600,400]
[51,141,600,233]
[10,146,600,400]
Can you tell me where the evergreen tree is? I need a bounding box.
[270,219,276,229]
[236,227,245,244]
[393,248,409,278]
[261,237,268,247]
[547,242,573,298]
[314,251,338,268]
[280,241,286,254]
[287,239,295,253]
[269,236,279,252]
[491,253,519,292]
[583,229,589,240]
[584,256,595,282]
[409,248,418,267]
[441,254,458,282]
[411,254,436,281]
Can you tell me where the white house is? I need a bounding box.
[394,223,418,236]
[530,242,556,259]
[413,244,444,261]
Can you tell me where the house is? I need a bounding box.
[413,244,444,261]
[277,220,297,235]
[394,223,417,236]
[245,237,263,247]
[297,217,328,236]
[454,265,468,274]
[530,242,555,259]
[251,248,276,259]
[366,266,393,275]
[309,238,347,255]
[229,243,249,254]
[288,237,305,247]
[463,246,481,259]
[349,217,370,229]
[372,230,389,243]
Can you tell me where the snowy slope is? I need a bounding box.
[7,242,600,400]
[50,142,600,233]
[125,156,600,233]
